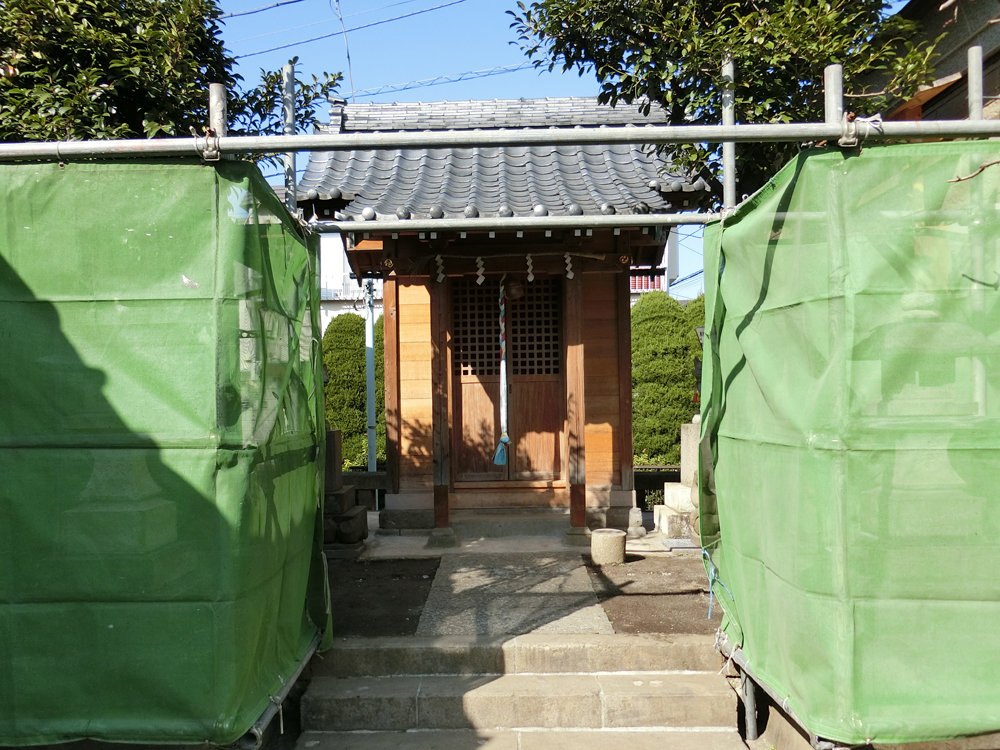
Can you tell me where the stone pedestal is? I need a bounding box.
[425,527,460,548]
[658,415,701,540]
[626,506,647,539]
[590,528,626,564]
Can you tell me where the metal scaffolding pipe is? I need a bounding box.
[824,64,843,125]
[6,119,1000,161]
[282,63,297,213]
[209,84,228,137]
[309,212,718,234]
[969,46,984,121]
[722,58,736,209]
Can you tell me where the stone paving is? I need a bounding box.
[415,552,615,635]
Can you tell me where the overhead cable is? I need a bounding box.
[222,0,305,19]
[237,0,469,59]
[233,0,423,43]
[353,63,534,98]
[669,269,704,288]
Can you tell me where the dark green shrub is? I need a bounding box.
[631,292,705,465]
[322,313,385,467]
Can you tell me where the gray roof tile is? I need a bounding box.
[299,97,704,220]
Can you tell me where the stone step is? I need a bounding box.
[450,510,571,539]
[296,729,747,750]
[300,672,737,732]
[310,634,722,677]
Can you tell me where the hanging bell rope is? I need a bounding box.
[493,273,511,466]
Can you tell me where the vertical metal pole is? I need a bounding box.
[824,64,844,125]
[282,63,297,213]
[741,671,759,741]
[365,280,377,473]
[969,45,984,120]
[722,58,736,209]
[209,83,228,136]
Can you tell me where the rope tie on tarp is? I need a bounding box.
[493,274,510,465]
[703,549,734,620]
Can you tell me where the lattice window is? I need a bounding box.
[452,278,501,377]
[510,278,561,375]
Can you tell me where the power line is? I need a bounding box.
[669,269,704,288]
[222,0,305,19]
[354,63,534,98]
[237,0,469,59]
[233,0,423,43]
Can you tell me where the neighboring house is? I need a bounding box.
[888,0,1000,120]
[294,97,706,532]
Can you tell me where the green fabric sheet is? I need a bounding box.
[701,141,1000,744]
[0,160,332,745]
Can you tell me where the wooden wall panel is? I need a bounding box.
[583,273,622,487]
[396,278,434,491]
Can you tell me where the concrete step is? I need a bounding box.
[296,729,747,750]
[450,510,570,539]
[300,672,737,732]
[310,634,722,677]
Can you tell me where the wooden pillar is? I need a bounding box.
[430,278,451,528]
[617,269,634,493]
[566,273,586,527]
[383,274,400,495]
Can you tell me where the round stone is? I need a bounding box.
[590,528,627,565]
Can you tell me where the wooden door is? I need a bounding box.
[451,278,505,482]
[450,277,564,485]
[508,278,564,480]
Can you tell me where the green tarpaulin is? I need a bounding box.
[0,160,332,745]
[701,141,1000,744]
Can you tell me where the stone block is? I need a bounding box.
[667,512,694,539]
[324,504,368,545]
[354,487,378,511]
[301,676,418,731]
[586,506,631,530]
[590,528,626,564]
[326,484,356,515]
[343,470,389,491]
[663,482,695,514]
[425,527,460,548]
[564,526,592,547]
[380,509,434,530]
[626,506,646,539]
[680,417,700,487]
[598,672,736,728]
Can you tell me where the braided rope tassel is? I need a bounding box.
[493,274,510,465]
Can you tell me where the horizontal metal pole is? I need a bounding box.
[310,212,717,234]
[5,118,1000,160]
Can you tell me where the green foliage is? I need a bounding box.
[322,313,385,469]
[511,0,939,206]
[631,292,705,465]
[0,0,340,142]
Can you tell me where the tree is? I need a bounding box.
[511,0,939,206]
[0,0,340,142]
[322,313,385,468]
[631,292,704,465]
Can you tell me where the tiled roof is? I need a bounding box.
[296,98,707,222]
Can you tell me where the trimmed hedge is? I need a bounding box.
[631,292,705,465]
[322,313,385,467]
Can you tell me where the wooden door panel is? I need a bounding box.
[454,376,504,482]
[510,378,563,480]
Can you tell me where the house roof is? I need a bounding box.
[296,98,708,224]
